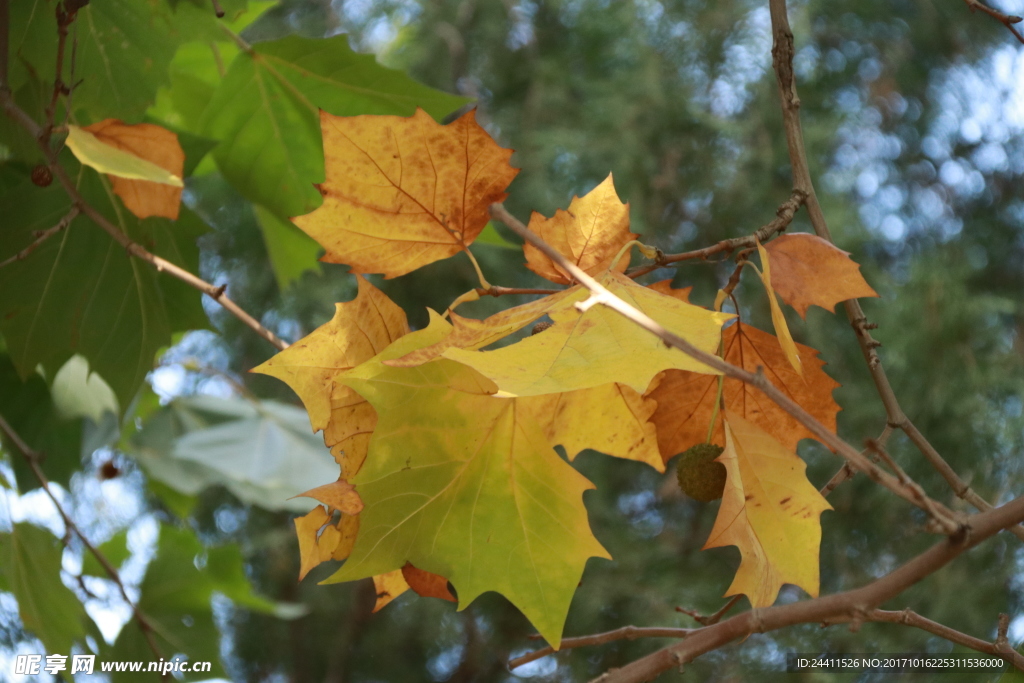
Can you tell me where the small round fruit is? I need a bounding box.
[676,443,727,502]
[31,165,53,187]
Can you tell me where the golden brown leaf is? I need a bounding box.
[647,279,692,303]
[764,233,879,318]
[523,175,637,284]
[82,119,185,220]
[294,108,518,278]
[401,563,457,603]
[332,514,360,561]
[294,506,333,581]
[648,321,839,461]
[371,569,410,612]
[294,480,363,515]
[704,413,832,607]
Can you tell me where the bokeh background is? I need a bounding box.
[3,0,1024,681]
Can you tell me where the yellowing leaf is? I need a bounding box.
[764,233,879,318]
[388,287,585,368]
[523,174,637,284]
[251,275,409,474]
[441,272,731,396]
[520,383,664,472]
[402,563,457,603]
[648,321,840,460]
[321,345,608,647]
[294,108,518,278]
[332,514,360,561]
[372,569,410,612]
[295,480,363,515]
[756,240,801,375]
[704,413,832,607]
[67,121,185,220]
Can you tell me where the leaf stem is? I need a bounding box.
[462,246,491,289]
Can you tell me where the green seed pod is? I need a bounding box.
[676,443,727,502]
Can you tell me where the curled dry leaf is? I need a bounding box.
[402,563,457,603]
[294,480,363,515]
[523,174,637,284]
[294,108,518,278]
[756,240,801,375]
[705,413,832,607]
[70,120,185,220]
[648,321,840,461]
[764,233,879,318]
[294,506,333,581]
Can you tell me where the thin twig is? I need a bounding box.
[766,0,1024,542]
[825,609,1024,669]
[590,495,1024,682]
[821,425,895,496]
[676,595,743,626]
[627,190,805,279]
[0,91,289,352]
[962,0,1024,44]
[0,207,78,269]
[866,439,960,535]
[509,626,697,670]
[0,414,167,664]
[490,202,961,532]
[211,0,225,18]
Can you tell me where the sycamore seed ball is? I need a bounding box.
[676,443,727,502]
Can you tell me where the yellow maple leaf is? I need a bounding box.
[648,321,840,459]
[704,412,832,607]
[67,120,185,220]
[293,108,518,278]
[764,233,879,318]
[523,174,637,284]
[294,506,333,581]
[440,272,731,396]
[251,275,409,475]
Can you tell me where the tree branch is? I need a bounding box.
[0,413,166,663]
[962,0,1024,44]
[0,91,289,352]
[823,608,1024,668]
[766,0,1024,542]
[0,207,78,269]
[508,626,697,671]
[676,595,743,626]
[490,202,962,534]
[627,189,806,279]
[476,285,562,297]
[590,495,1024,682]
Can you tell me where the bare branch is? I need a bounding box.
[0,413,167,663]
[676,595,743,626]
[0,207,78,269]
[590,495,1024,683]
[627,189,806,279]
[490,202,962,533]
[962,0,1024,44]
[0,91,289,352]
[508,626,696,671]
[766,0,1024,542]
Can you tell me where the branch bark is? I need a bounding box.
[766,0,1023,542]
[590,496,1024,682]
[962,0,1024,44]
[508,626,697,671]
